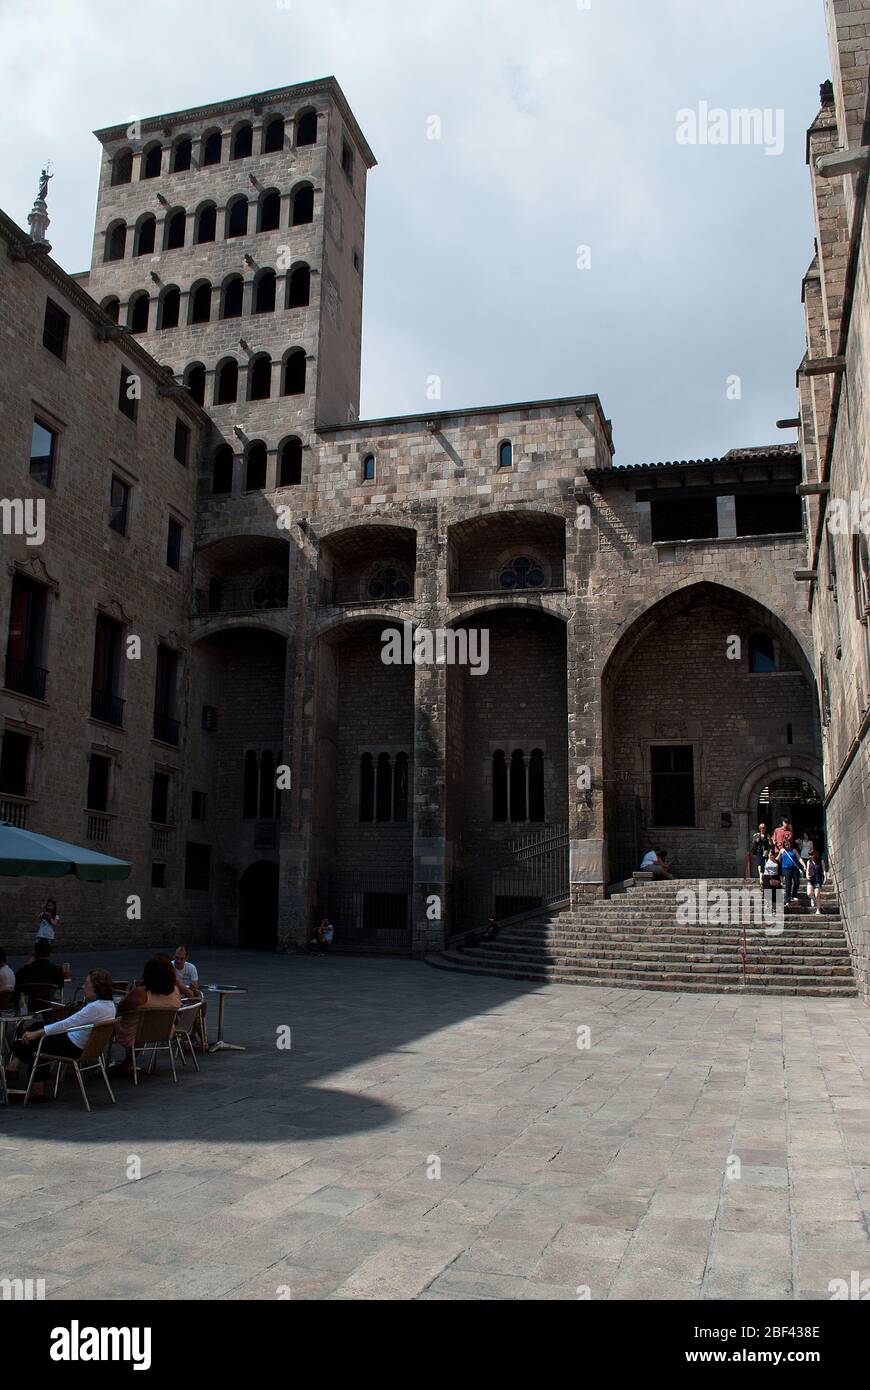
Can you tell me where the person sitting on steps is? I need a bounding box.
[639,848,672,880]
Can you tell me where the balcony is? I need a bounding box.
[4,654,48,701]
[449,558,567,598]
[86,812,111,844]
[153,713,181,746]
[90,687,125,727]
[0,798,28,828]
[319,571,417,607]
[151,825,174,853]
[193,575,288,619]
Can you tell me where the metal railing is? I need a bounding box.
[151,826,173,853]
[319,575,417,607]
[193,578,288,617]
[4,654,48,701]
[326,870,413,953]
[90,687,125,727]
[454,824,570,936]
[153,713,181,746]
[449,560,567,598]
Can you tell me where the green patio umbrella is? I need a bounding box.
[0,822,132,881]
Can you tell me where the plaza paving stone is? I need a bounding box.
[1,949,870,1301]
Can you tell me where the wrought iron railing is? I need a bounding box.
[326,870,413,952]
[453,824,569,936]
[151,826,173,853]
[449,560,567,599]
[91,687,125,727]
[319,575,417,607]
[153,713,181,745]
[193,577,288,617]
[4,654,48,701]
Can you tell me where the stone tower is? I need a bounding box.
[82,81,376,949]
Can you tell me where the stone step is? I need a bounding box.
[461,946,852,967]
[458,947,854,978]
[429,953,858,996]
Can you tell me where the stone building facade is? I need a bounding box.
[1,37,866,992]
[797,0,870,1000]
[0,204,208,949]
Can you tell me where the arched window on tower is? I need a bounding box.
[231,124,253,160]
[282,350,306,396]
[201,129,222,166]
[254,270,276,314]
[105,221,127,262]
[194,203,216,244]
[128,292,150,334]
[509,750,528,824]
[492,750,508,822]
[134,215,156,256]
[101,297,120,324]
[172,138,192,173]
[158,287,180,330]
[749,633,776,674]
[287,264,311,308]
[212,444,234,494]
[278,438,302,487]
[226,196,248,238]
[393,753,409,823]
[258,189,280,233]
[245,441,268,490]
[528,749,545,823]
[359,754,375,822]
[295,109,317,146]
[215,359,238,405]
[141,143,162,179]
[263,116,285,153]
[185,363,206,406]
[164,209,186,250]
[221,276,243,319]
[375,753,393,823]
[498,440,513,469]
[111,148,133,186]
[291,184,314,225]
[189,281,211,324]
[243,750,259,819]
[248,355,272,401]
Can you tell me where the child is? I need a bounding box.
[806,850,825,915]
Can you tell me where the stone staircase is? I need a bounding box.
[428,877,858,996]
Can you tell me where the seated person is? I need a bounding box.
[0,948,15,993]
[6,968,115,1101]
[114,955,182,1072]
[639,848,672,879]
[14,939,65,1009]
[308,918,335,953]
[172,944,207,1049]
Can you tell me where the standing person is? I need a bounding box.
[806,850,825,914]
[750,824,770,885]
[771,819,794,853]
[35,899,60,948]
[762,849,782,896]
[6,968,115,1101]
[799,830,814,860]
[779,842,805,906]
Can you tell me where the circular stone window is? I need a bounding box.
[499,556,545,590]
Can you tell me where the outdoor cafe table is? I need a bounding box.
[205,985,247,1053]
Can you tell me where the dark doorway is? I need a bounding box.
[238,860,279,949]
[756,778,824,852]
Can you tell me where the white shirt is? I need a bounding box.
[0,964,15,991]
[175,960,199,991]
[800,839,814,857]
[36,915,58,942]
[43,999,116,1050]
[322,923,335,943]
[640,851,658,870]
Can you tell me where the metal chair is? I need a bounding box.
[18,983,59,1013]
[23,1021,117,1111]
[127,1008,178,1085]
[172,1001,203,1072]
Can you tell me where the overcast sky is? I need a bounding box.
[0,0,829,464]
